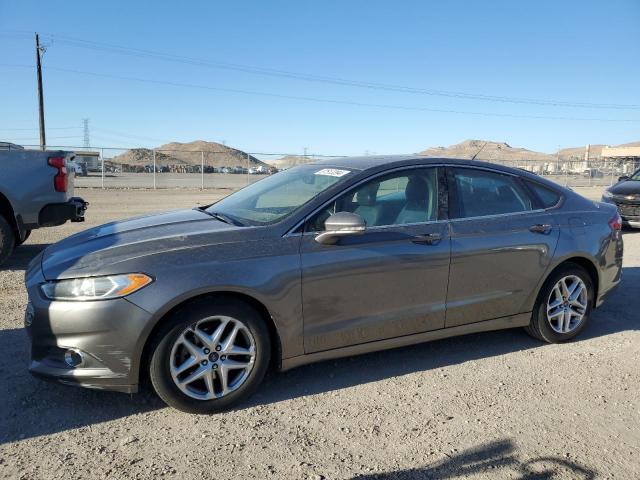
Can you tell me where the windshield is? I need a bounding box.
[206,165,355,225]
[630,169,640,181]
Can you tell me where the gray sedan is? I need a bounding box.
[25,156,623,413]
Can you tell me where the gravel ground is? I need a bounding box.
[1,187,638,480]
[74,172,618,190]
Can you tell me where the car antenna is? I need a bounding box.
[470,141,488,161]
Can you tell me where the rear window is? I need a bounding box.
[526,181,561,208]
[452,168,533,218]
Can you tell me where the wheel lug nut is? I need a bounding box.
[221,355,226,361]
[213,364,218,369]
[215,346,221,352]
[203,348,210,354]
[201,360,208,366]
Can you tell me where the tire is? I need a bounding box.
[15,229,31,247]
[0,214,16,266]
[149,298,271,414]
[525,263,594,343]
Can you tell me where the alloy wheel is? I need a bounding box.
[169,315,256,400]
[546,275,588,334]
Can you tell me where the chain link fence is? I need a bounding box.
[38,145,640,192]
[64,147,342,191]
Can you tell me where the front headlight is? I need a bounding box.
[602,190,613,199]
[40,273,153,301]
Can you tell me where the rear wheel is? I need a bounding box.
[0,215,16,266]
[526,264,593,343]
[149,299,271,413]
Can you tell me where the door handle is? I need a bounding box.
[411,233,442,245]
[529,224,552,234]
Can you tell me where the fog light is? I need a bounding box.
[64,349,84,368]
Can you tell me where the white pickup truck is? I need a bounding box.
[0,148,87,265]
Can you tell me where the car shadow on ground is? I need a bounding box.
[1,267,637,445]
[0,243,49,272]
[351,439,596,479]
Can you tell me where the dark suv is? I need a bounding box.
[602,169,640,228]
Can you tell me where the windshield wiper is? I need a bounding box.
[195,207,243,226]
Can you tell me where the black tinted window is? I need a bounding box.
[526,181,561,208]
[452,168,533,218]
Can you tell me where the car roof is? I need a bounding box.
[309,155,538,178]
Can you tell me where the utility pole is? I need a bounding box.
[35,33,46,150]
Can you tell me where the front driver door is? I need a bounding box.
[299,166,451,353]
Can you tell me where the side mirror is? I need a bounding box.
[618,175,630,182]
[315,212,366,245]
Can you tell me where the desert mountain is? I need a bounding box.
[418,140,555,162]
[111,141,269,168]
[266,155,311,170]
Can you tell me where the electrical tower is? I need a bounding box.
[83,118,90,149]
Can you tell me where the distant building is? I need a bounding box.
[601,146,640,174]
[73,150,101,171]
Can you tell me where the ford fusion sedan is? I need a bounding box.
[25,156,623,413]
[602,168,640,228]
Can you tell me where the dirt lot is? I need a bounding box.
[1,187,638,479]
[74,172,618,190]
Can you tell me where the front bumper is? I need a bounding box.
[603,196,640,228]
[622,219,640,229]
[38,197,88,227]
[25,268,152,393]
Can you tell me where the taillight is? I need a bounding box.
[608,212,622,231]
[48,156,68,192]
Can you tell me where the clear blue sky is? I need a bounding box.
[1,0,639,156]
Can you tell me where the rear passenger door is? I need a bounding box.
[445,167,560,327]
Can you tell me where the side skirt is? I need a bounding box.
[280,312,531,371]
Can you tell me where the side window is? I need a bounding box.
[525,180,561,208]
[306,168,439,231]
[452,168,533,219]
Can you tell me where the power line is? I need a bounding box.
[0,126,81,131]
[92,127,167,143]
[4,63,640,123]
[34,65,640,123]
[2,135,82,141]
[31,32,640,111]
[14,142,347,157]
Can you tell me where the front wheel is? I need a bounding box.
[526,264,594,343]
[0,215,16,266]
[149,299,271,413]
[15,229,31,246]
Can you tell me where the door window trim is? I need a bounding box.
[286,164,446,236]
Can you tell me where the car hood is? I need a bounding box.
[41,209,246,279]
[608,180,640,196]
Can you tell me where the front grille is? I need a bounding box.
[616,204,640,218]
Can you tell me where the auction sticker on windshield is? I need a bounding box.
[315,168,350,177]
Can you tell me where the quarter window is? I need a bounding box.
[451,168,533,218]
[525,181,561,208]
